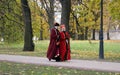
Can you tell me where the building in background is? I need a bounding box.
[54,0,61,24]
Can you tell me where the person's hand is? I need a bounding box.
[57,35,60,38]
[66,40,68,44]
[56,42,60,45]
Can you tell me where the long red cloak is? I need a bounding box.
[59,31,71,61]
[47,28,60,60]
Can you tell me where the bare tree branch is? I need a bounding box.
[71,9,80,26]
[81,3,89,10]
[41,0,49,15]
[36,0,48,23]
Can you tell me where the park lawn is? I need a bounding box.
[0,40,120,62]
[0,40,120,74]
[0,61,118,75]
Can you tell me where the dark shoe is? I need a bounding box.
[56,60,61,62]
[49,59,51,61]
[55,56,61,62]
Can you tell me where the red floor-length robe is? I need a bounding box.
[47,28,60,60]
[59,31,71,61]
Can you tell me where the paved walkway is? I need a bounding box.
[0,54,120,73]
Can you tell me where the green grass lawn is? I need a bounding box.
[0,61,118,75]
[0,40,120,74]
[0,40,120,62]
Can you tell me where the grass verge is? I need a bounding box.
[0,61,119,75]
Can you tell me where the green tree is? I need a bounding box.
[108,0,120,32]
[29,0,49,40]
[103,0,111,40]
[109,0,120,20]
[70,0,100,40]
[87,0,100,40]
[0,0,24,43]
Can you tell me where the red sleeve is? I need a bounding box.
[51,28,57,39]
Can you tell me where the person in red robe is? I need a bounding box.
[59,24,71,61]
[47,23,61,62]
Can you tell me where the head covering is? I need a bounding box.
[54,22,60,26]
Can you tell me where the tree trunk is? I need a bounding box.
[71,11,79,40]
[40,30,43,40]
[48,0,54,29]
[21,0,34,51]
[60,0,71,32]
[107,31,110,40]
[0,17,5,42]
[85,27,88,40]
[40,0,54,29]
[39,21,43,40]
[78,34,84,40]
[91,10,99,40]
[92,29,96,40]
[48,13,54,29]
[107,17,111,40]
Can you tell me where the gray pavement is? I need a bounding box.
[0,54,120,73]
